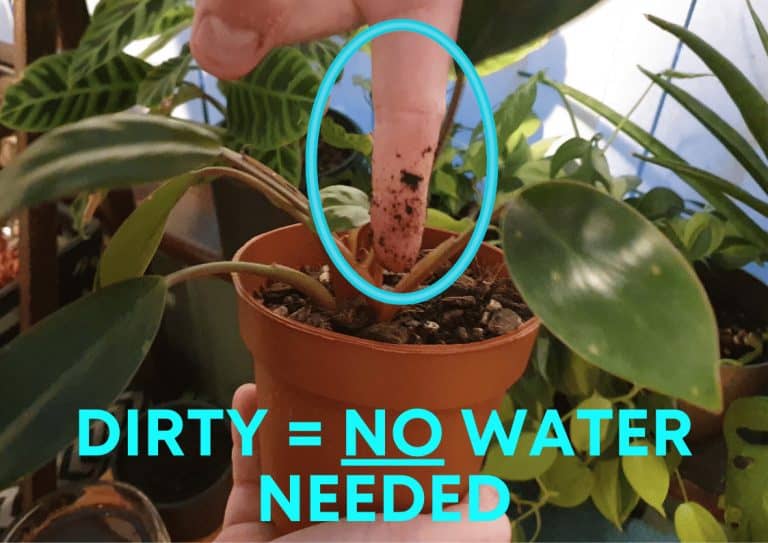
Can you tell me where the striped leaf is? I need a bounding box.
[647,15,768,159]
[137,48,192,107]
[221,47,320,150]
[137,3,194,39]
[251,142,303,187]
[0,52,149,131]
[297,39,342,75]
[640,66,768,196]
[70,0,185,82]
[0,113,221,220]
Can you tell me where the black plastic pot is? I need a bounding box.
[111,400,232,541]
[212,109,370,258]
[0,219,101,347]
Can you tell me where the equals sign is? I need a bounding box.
[288,421,322,447]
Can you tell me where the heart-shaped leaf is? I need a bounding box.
[502,181,721,410]
[622,440,670,516]
[569,394,613,453]
[0,113,221,220]
[683,213,726,261]
[99,175,198,287]
[70,0,185,82]
[0,52,150,131]
[426,208,474,233]
[0,277,167,489]
[590,458,639,529]
[482,431,557,481]
[541,454,594,507]
[674,502,727,543]
[221,47,320,150]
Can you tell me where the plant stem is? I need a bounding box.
[164,261,336,311]
[604,81,654,149]
[437,70,465,156]
[522,71,581,139]
[674,469,689,502]
[177,82,227,116]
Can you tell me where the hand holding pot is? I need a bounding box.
[216,384,511,542]
[191,0,462,271]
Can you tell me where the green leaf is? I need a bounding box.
[0,52,150,131]
[541,454,594,507]
[622,440,670,516]
[639,66,768,196]
[611,175,642,199]
[321,117,372,156]
[252,142,304,187]
[530,136,559,160]
[748,0,768,58]
[502,181,721,410]
[0,277,167,489]
[457,0,601,65]
[474,36,548,77]
[297,39,342,75]
[712,239,764,269]
[683,213,726,261]
[137,48,192,107]
[426,208,474,233]
[634,187,684,221]
[0,113,221,220]
[591,458,640,529]
[569,394,613,453]
[540,77,768,253]
[647,14,768,159]
[136,3,193,39]
[550,137,590,178]
[482,432,557,481]
[221,47,320,150]
[70,0,185,82]
[674,502,727,543]
[658,69,713,79]
[320,185,370,231]
[99,175,198,287]
[639,155,768,250]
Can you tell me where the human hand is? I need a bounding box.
[215,384,511,542]
[190,0,463,272]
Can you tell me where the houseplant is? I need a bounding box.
[0,0,724,539]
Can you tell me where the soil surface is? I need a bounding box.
[256,261,533,345]
[715,304,767,361]
[318,139,352,174]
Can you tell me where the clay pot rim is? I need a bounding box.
[232,224,540,355]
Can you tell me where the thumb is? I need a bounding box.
[190,0,361,80]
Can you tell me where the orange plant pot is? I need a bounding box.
[233,224,540,534]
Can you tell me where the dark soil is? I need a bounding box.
[318,139,353,174]
[715,304,766,361]
[256,261,533,345]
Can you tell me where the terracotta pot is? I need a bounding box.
[233,224,540,533]
[681,267,768,443]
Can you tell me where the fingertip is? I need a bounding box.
[232,383,258,414]
[191,10,266,80]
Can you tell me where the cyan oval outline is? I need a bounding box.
[305,18,499,305]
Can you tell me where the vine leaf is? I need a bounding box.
[221,47,320,150]
[0,52,150,131]
[621,441,670,516]
[69,0,186,82]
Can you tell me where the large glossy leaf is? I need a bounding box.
[639,67,768,195]
[502,181,721,410]
[221,47,320,150]
[0,113,221,220]
[0,277,167,489]
[647,15,768,159]
[70,0,185,82]
[457,0,601,65]
[0,52,150,131]
[99,175,198,287]
[542,78,768,253]
[137,48,192,107]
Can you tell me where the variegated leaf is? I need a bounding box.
[221,47,320,150]
[0,51,150,131]
[297,39,342,75]
[136,3,194,39]
[70,0,185,82]
[252,142,304,187]
[137,47,192,107]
